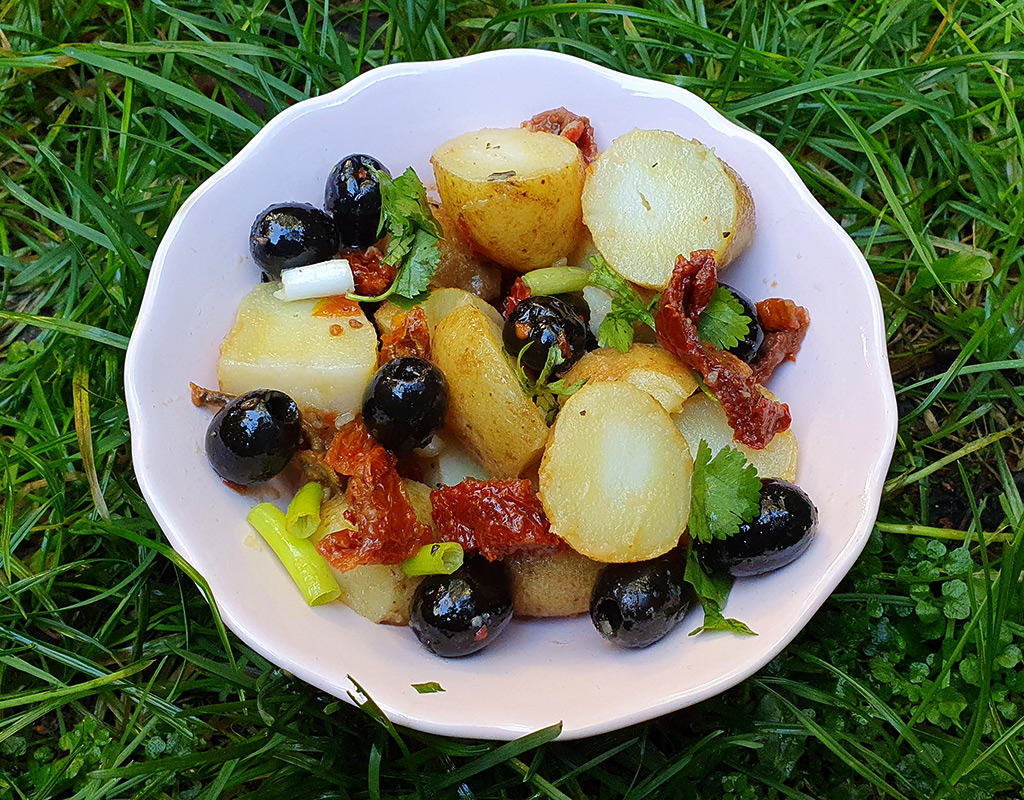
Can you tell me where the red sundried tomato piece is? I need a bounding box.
[379,305,431,365]
[347,248,396,297]
[750,298,811,384]
[522,107,599,164]
[503,276,532,318]
[431,479,562,561]
[654,251,791,449]
[317,419,432,572]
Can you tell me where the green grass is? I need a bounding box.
[1,0,1023,797]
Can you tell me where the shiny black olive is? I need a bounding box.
[361,356,449,452]
[718,283,764,364]
[503,295,588,374]
[250,203,339,280]
[205,390,302,484]
[590,551,691,648]
[697,478,818,577]
[325,154,390,248]
[410,557,513,657]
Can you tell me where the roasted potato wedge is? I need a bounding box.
[374,288,503,337]
[539,381,692,562]
[673,390,798,481]
[560,345,698,414]
[431,303,549,478]
[432,127,585,271]
[506,549,603,618]
[582,129,755,289]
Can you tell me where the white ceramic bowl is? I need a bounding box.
[126,50,897,740]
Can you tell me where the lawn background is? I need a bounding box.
[1,1,1023,798]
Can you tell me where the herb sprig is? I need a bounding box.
[510,344,587,425]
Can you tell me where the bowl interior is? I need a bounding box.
[126,50,896,740]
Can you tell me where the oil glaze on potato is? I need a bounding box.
[582,129,755,289]
[560,345,698,414]
[673,391,798,481]
[431,127,585,271]
[539,382,692,563]
[374,288,503,337]
[506,549,603,618]
[431,303,549,478]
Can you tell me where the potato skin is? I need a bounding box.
[506,549,603,618]
[560,344,698,414]
[431,303,549,478]
[432,128,586,271]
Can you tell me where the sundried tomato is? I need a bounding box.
[431,479,563,561]
[503,276,532,318]
[317,418,432,572]
[750,298,810,384]
[655,251,791,449]
[522,107,599,164]
[379,305,431,364]
[347,248,396,297]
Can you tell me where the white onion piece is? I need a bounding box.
[274,259,355,301]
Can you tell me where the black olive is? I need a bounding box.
[590,551,691,648]
[205,390,303,484]
[697,478,818,577]
[410,557,513,657]
[250,203,339,280]
[361,356,449,452]
[717,283,764,363]
[502,295,588,374]
[325,154,390,248]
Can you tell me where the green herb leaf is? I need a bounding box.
[689,441,761,544]
[411,681,446,694]
[586,254,656,352]
[696,285,751,350]
[684,548,756,636]
[509,344,587,425]
[348,167,441,304]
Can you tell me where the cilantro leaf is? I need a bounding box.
[586,254,657,352]
[689,440,761,544]
[684,548,756,636]
[696,285,751,350]
[348,166,441,304]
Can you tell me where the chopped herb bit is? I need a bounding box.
[586,254,657,352]
[696,285,752,350]
[689,441,761,545]
[402,542,464,576]
[511,344,587,424]
[412,681,446,694]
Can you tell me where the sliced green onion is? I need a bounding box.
[247,503,341,606]
[285,481,324,539]
[522,266,590,296]
[402,542,464,576]
[274,258,355,301]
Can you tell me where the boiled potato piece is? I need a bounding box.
[582,129,755,289]
[432,127,585,271]
[561,345,698,414]
[539,382,692,562]
[420,432,490,489]
[432,303,549,478]
[673,391,798,481]
[506,549,603,618]
[219,284,378,415]
[312,481,434,625]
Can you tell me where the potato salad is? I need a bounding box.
[196,108,817,657]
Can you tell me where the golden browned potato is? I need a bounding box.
[582,129,755,289]
[312,481,433,625]
[374,288,503,337]
[506,549,603,618]
[673,390,798,481]
[430,200,503,302]
[432,127,585,271]
[539,381,692,562]
[431,303,549,478]
[560,344,698,414]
